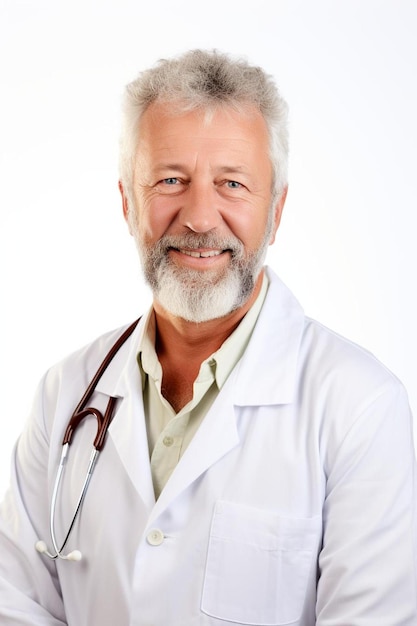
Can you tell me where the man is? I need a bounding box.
[0,49,416,625]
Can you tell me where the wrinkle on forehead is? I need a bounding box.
[134,101,273,191]
[139,100,268,143]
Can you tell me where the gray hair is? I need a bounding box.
[119,49,289,200]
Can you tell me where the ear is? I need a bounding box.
[119,180,133,234]
[119,180,129,221]
[269,186,288,245]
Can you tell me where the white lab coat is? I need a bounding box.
[0,267,416,625]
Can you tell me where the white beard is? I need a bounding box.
[149,255,253,323]
[131,213,274,323]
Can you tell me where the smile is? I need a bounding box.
[177,249,224,258]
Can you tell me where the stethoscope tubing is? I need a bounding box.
[49,444,98,559]
[36,318,140,561]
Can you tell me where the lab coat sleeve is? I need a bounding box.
[0,373,67,625]
[316,379,417,624]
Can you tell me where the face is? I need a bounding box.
[121,102,286,322]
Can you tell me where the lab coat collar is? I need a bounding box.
[94,267,304,406]
[232,266,305,406]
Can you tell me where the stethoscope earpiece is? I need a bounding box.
[35,540,83,561]
[35,540,48,555]
[66,550,83,562]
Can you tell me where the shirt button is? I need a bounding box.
[146,529,165,546]
[163,436,174,447]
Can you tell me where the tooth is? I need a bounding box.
[180,249,218,258]
[178,249,223,258]
[201,250,221,258]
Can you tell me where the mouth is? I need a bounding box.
[176,248,225,258]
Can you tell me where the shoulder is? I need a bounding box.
[264,267,402,390]
[51,321,137,373]
[40,319,142,404]
[297,318,413,461]
[258,268,408,414]
[301,315,402,397]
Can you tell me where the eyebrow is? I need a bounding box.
[217,165,248,174]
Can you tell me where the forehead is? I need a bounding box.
[136,101,271,162]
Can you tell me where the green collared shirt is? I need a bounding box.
[137,273,269,498]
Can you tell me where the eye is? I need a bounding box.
[156,177,185,194]
[226,180,242,189]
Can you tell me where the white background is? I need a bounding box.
[0,0,416,498]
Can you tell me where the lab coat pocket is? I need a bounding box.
[201,501,321,625]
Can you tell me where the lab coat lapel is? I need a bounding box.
[149,378,239,522]
[94,320,156,512]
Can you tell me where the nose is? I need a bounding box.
[178,181,223,233]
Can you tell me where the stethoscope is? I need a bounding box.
[35,318,140,562]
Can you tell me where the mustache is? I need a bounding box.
[150,232,245,258]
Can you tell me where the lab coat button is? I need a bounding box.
[147,528,165,546]
[163,436,174,447]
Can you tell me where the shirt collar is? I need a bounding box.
[137,273,269,391]
[210,273,268,388]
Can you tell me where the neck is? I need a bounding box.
[153,270,264,364]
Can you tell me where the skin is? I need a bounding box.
[119,102,287,410]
